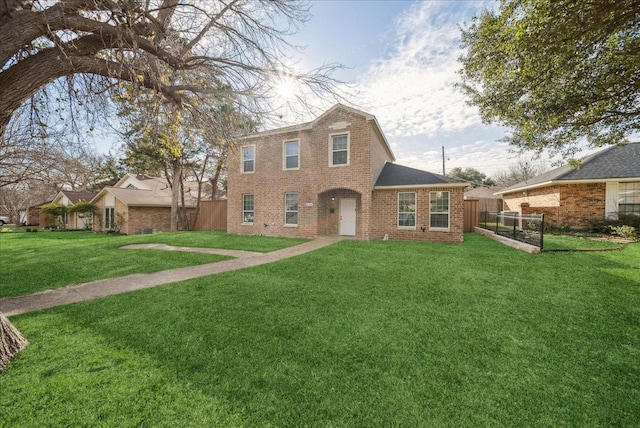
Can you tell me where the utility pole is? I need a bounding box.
[442,146,445,175]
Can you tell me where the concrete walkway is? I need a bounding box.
[0,237,341,317]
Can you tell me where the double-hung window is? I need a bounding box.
[429,191,450,229]
[284,140,299,170]
[330,133,349,166]
[242,194,254,224]
[619,182,640,215]
[398,192,416,228]
[285,192,298,226]
[105,207,115,231]
[242,145,255,173]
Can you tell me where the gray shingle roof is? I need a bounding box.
[497,143,640,194]
[93,176,200,208]
[375,163,467,187]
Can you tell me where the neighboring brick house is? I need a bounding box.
[49,190,96,229]
[91,174,198,234]
[227,104,468,242]
[495,143,640,228]
[18,204,46,226]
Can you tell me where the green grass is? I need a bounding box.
[543,234,627,251]
[1,233,639,426]
[0,231,306,298]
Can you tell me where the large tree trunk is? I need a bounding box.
[210,160,224,200]
[0,1,183,134]
[0,312,28,372]
[170,160,181,232]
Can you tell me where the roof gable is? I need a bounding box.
[375,163,468,188]
[52,190,96,205]
[91,176,199,208]
[238,103,396,162]
[113,173,155,190]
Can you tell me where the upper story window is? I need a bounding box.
[398,192,416,229]
[430,191,450,230]
[619,182,640,215]
[283,140,299,170]
[330,133,349,166]
[242,145,255,173]
[284,192,298,226]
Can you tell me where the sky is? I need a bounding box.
[88,0,593,178]
[269,0,576,177]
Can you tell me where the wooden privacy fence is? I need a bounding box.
[463,199,478,232]
[192,200,227,231]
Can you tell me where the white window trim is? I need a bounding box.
[242,194,254,225]
[328,131,350,167]
[429,191,450,231]
[397,192,417,230]
[241,144,255,174]
[618,181,640,216]
[283,140,300,171]
[284,192,299,227]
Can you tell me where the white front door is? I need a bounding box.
[339,198,356,236]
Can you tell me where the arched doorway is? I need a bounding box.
[317,188,362,237]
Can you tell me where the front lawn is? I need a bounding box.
[543,233,627,251]
[1,234,639,426]
[0,231,306,298]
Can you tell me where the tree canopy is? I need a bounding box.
[0,1,339,136]
[446,167,494,187]
[0,0,341,233]
[491,159,547,187]
[459,0,640,158]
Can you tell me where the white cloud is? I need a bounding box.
[356,1,489,139]
[269,0,569,178]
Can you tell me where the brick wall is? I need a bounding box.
[369,128,392,186]
[504,183,606,228]
[125,206,196,234]
[561,183,605,227]
[127,206,172,233]
[502,186,560,212]
[370,187,465,243]
[227,107,393,239]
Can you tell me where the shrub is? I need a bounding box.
[588,213,640,234]
[67,201,96,215]
[40,203,66,229]
[610,225,637,240]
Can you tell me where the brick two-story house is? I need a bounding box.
[227,104,468,242]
